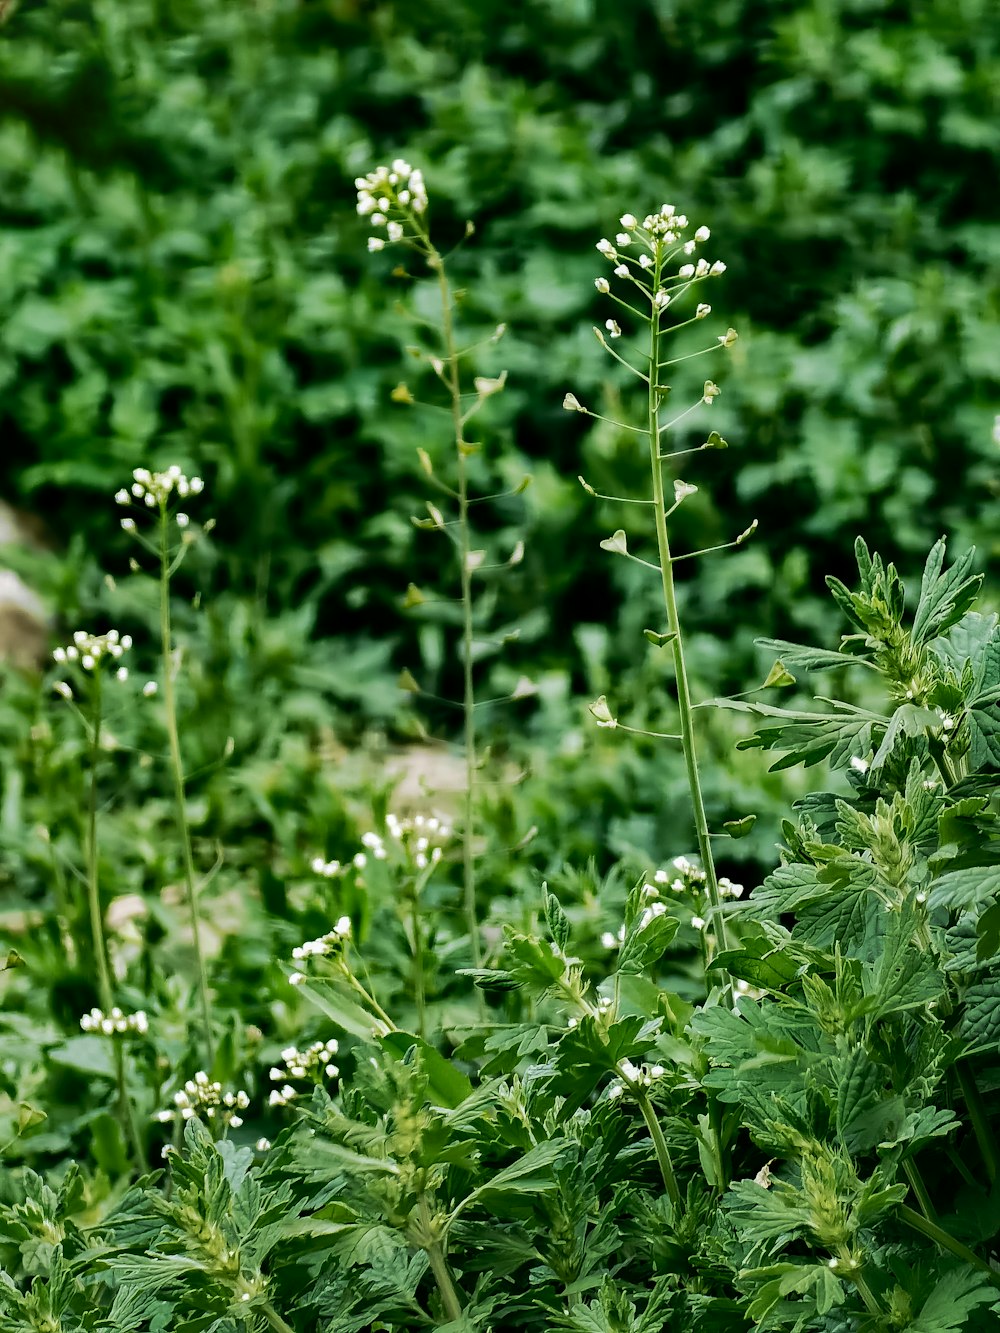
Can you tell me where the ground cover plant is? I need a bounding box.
[1,159,1000,1333]
[3,0,1000,887]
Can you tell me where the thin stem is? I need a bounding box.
[903,1158,938,1224]
[838,1251,881,1317]
[85,681,144,1165]
[114,1045,145,1167]
[410,882,427,1039]
[431,250,482,974]
[419,1196,464,1323]
[646,252,731,977]
[261,1302,297,1333]
[86,679,114,1013]
[634,1087,682,1212]
[898,1204,1000,1282]
[955,1062,997,1184]
[159,508,214,1069]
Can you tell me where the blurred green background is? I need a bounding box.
[1,0,998,891]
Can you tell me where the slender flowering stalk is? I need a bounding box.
[52,631,144,1163]
[357,162,515,974]
[578,206,754,985]
[118,469,215,1067]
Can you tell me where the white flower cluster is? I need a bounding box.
[288,917,352,984]
[53,629,132,678]
[154,1071,250,1127]
[79,1006,148,1036]
[365,812,452,871]
[292,916,351,962]
[607,1058,667,1099]
[595,207,726,304]
[116,466,203,514]
[313,813,453,879]
[267,1038,340,1107]
[356,160,428,251]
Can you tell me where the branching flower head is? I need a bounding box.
[268,1038,340,1107]
[53,629,132,689]
[80,1006,148,1036]
[155,1071,250,1128]
[356,160,428,251]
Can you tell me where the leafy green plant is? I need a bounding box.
[3,146,1000,1332]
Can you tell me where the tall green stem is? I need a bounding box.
[634,1087,682,1212]
[86,679,114,1012]
[955,1062,997,1184]
[85,679,144,1166]
[261,1303,297,1333]
[159,508,214,1068]
[432,252,481,972]
[410,882,427,1039]
[646,255,731,970]
[898,1204,999,1282]
[418,1195,464,1323]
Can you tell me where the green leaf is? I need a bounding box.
[617,911,678,975]
[379,1033,473,1108]
[756,637,869,674]
[907,1267,996,1333]
[911,539,982,647]
[472,1137,567,1204]
[544,890,571,953]
[709,945,798,990]
[967,707,1000,772]
[958,974,1000,1055]
[47,1035,117,1080]
[290,975,388,1040]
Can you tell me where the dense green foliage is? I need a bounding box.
[2,2,1000,1329]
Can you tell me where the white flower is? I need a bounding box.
[678,263,695,279]
[710,260,727,275]
[175,512,189,529]
[613,263,629,278]
[53,681,73,701]
[143,681,158,697]
[563,392,585,412]
[619,213,637,229]
[115,489,130,505]
[594,277,610,293]
[615,233,631,246]
[121,518,136,532]
[367,237,385,252]
[696,303,711,318]
[596,238,616,257]
[717,327,738,347]
[695,225,710,242]
[850,756,869,774]
[638,253,653,270]
[116,667,129,682]
[605,319,622,339]
[695,258,710,278]
[387,221,404,242]
[691,916,706,930]
[653,290,670,308]
[600,931,619,950]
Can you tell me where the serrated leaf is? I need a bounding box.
[967,707,1000,772]
[544,890,571,953]
[617,911,679,974]
[908,1267,996,1333]
[911,538,983,647]
[756,637,872,673]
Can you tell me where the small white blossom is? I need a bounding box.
[563,392,585,412]
[143,681,158,697]
[696,303,711,318]
[695,226,711,242]
[600,931,619,950]
[368,237,385,252]
[850,756,869,774]
[619,213,638,229]
[615,233,631,246]
[613,263,629,278]
[605,319,622,339]
[596,238,616,257]
[638,253,653,270]
[691,916,706,930]
[710,261,727,276]
[594,277,610,293]
[678,264,695,279]
[53,630,132,677]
